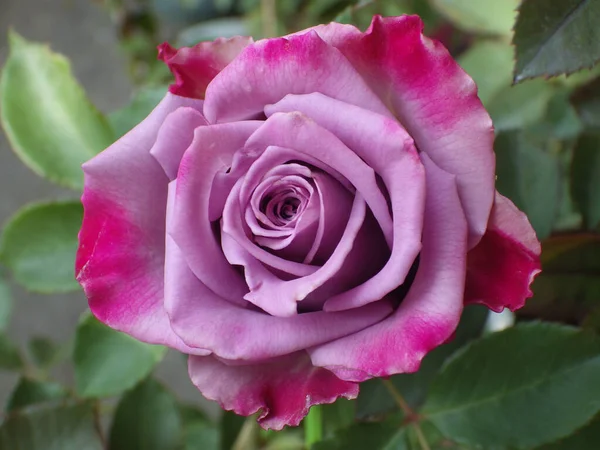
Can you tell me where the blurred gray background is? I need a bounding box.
[0,0,209,412]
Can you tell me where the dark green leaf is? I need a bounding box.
[109,378,182,450]
[0,401,103,450]
[571,133,600,229]
[220,411,246,450]
[430,0,519,35]
[0,201,83,293]
[334,0,412,30]
[513,0,600,83]
[0,334,23,371]
[423,322,600,448]
[184,422,219,450]
[74,314,166,398]
[0,32,114,190]
[0,277,12,331]
[538,415,600,449]
[108,86,168,138]
[312,415,408,450]
[571,76,600,128]
[27,337,62,370]
[357,305,488,418]
[519,234,600,324]
[322,398,355,436]
[6,378,68,412]
[495,130,560,239]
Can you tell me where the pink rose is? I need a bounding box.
[76,15,541,429]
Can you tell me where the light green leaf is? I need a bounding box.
[457,40,514,106]
[6,378,68,412]
[494,130,560,239]
[0,334,23,371]
[571,133,600,229]
[0,277,12,331]
[0,401,103,450]
[108,86,168,138]
[109,378,182,450]
[424,322,600,449]
[177,18,250,47]
[0,32,114,190]
[0,201,83,293]
[74,314,167,398]
[513,0,600,83]
[431,0,519,35]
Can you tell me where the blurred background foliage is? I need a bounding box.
[1,0,600,449]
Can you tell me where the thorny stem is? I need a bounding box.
[382,379,431,450]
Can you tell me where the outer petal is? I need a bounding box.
[188,352,358,430]
[307,16,495,248]
[76,93,205,352]
[163,234,393,361]
[309,155,468,381]
[158,36,253,99]
[150,106,207,180]
[171,122,262,304]
[203,30,392,123]
[464,192,541,312]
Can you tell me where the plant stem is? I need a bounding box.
[304,405,323,448]
[261,0,277,37]
[382,379,431,450]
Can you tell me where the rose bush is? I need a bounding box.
[76,15,541,429]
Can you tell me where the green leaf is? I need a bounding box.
[322,398,355,437]
[430,0,519,35]
[6,378,68,412]
[488,80,555,132]
[519,234,600,324]
[538,415,600,449]
[27,337,62,370]
[513,0,600,83]
[0,32,114,190]
[457,40,514,106]
[312,416,408,450]
[179,404,219,450]
[0,334,23,371]
[177,18,250,47]
[0,277,12,331]
[423,322,600,449]
[74,314,167,398]
[494,130,560,239]
[108,86,168,138]
[109,378,182,450]
[0,401,103,450]
[571,133,600,229]
[0,201,83,293]
[571,76,600,128]
[357,305,488,418]
[334,0,413,30]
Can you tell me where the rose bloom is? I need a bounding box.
[76,15,541,429]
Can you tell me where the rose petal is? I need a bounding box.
[309,154,468,381]
[163,236,393,360]
[203,30,392,123]
[188,352,358,430]
[464,192,541,312]
[158,36,253,99]
[245,112,394,248]
[150,106,207,180]
[302,16,495,248]
[170,121,262,304]
[266,94,425,311]
[76,93,206,352]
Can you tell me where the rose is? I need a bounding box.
[76,15,541,429]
